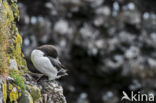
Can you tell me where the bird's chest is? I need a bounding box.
[31,56,43,70]
[31,55,57,73]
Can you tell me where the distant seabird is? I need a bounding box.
[31,45,67,80]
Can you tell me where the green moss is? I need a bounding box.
[10,70,26,92]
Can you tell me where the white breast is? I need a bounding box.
[31,49,58,80]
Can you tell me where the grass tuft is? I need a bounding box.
[10,70,25,92]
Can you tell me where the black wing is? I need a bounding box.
[47,56,64,71]
[47,56,67,77]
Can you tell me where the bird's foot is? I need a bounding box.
[56,75,61,79]
[58,69,67,73]
[56,73,68,79]
[28,72,44,82]
[29,72,43,77]
[41,80,52,82]
[36,74,44,82]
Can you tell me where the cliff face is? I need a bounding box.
[0,0,67,103]
[0,0,27,102]
[0,0,25,75]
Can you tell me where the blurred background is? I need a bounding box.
[17,0,156,103]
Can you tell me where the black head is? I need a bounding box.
[37,45,58,58]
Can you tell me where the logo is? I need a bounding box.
[121,91,154,102]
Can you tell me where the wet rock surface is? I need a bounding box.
[17,0,156,103]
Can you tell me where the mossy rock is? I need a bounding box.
[18,90,33,103]
[26,85,41,101]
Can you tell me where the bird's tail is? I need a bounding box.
[57,69,68,77]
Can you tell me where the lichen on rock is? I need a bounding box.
[26,85,41,102]
[40,81,67,103]
[9,86,19,102]
[2,81,7,103]
[18,90,33,103]
[0,0,27,102]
